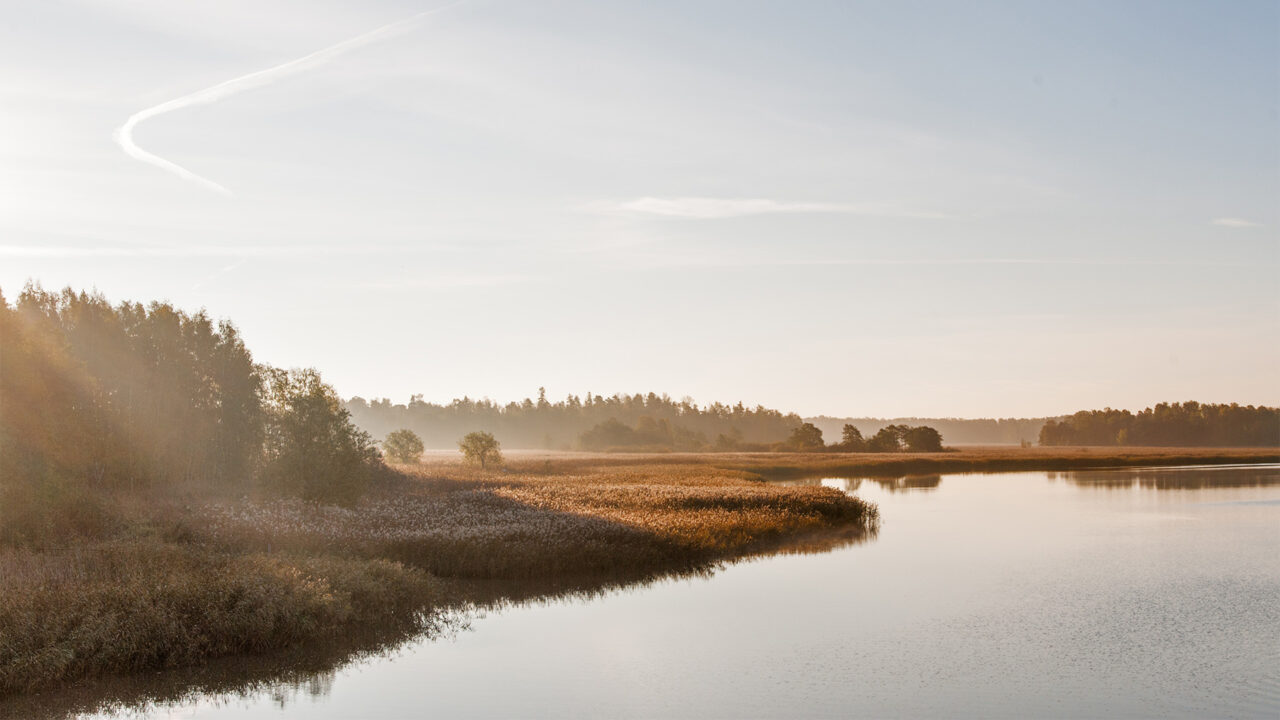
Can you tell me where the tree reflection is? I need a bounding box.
[1052,466,1279,490]
[866,474,944,493]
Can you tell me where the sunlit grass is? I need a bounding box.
[659,446,1280,478]
[0,455,877,697]
[202,460,878,577]
[8,446,1267,697]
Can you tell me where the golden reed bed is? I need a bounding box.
[1,456,877,699]
[5,446,1272,701]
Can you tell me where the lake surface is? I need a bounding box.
[56,466,1280,718]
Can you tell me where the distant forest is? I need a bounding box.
[806,416,1052,446]
[345,390,802,451]
[349,397,1279,451]
[1039,402,1279,447]
[345,393,1047,451]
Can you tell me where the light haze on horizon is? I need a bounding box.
[2,0,1277,418]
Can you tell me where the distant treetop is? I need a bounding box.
[345,391,804,450]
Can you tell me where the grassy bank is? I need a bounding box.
[491,446,1278,479]
[0,543,436,697]
[0,458,877,698]
[6,446,1273,701]
[717,445,1280,478]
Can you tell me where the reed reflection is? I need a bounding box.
[1050,465,1280,490]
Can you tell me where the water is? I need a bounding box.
[26,466,1280,718]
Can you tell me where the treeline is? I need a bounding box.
[807,416,1051,445]
[345,390,804,450]
[0,286,382,533]
[571,418,946,453]
[1039,402,1279,447]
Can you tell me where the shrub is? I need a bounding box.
[458,431,502,469]
[383,429,425,464]
[903,426,944,452]
[260,368,382,504]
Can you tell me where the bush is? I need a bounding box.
[458,431,502,469]
[863,424,944,452]
[260,368,383,504]
[383,429,425,464]
[903,426,944,452]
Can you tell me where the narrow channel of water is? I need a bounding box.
[25,465,1280,719]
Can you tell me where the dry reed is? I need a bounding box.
[0,455,878,697]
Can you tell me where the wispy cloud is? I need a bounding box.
[0,244,442,258]
[1212,217,1263,228]
[0,244,297,258]
[115,1,469,194]
[342,274,528,291]
[612,251,1256,271]
[584,197,957,220]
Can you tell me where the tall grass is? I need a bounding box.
[0,455,878,698]
[0,541,435,697]
[201,461,879,578]
[703,446,1280,479]
[5,446,1268,701]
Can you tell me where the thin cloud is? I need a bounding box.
[0,244,442,258]
[343,274,528,291]
[115,1,469,194]
[613,251,1254,271]
[1212,217,1263,228]
[586,197,957,220]
[0,245,300,258]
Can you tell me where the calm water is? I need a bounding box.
[45,466,1280,718]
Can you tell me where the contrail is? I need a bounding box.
[115,1,469,194]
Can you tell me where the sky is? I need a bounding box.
[1,0,1277,418]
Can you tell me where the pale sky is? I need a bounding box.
[2,0,1277,417]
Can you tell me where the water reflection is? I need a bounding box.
[867,474,943,493]
[1051,464,1280,490]
[782,474,944,493]
[0,619,454,720]
[13,466,1276,720]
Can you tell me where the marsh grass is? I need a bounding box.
[699,446,1280,479]
[8,446,1262,701]
[201,461,879,578]
[0,455,877,699]
[0,541,435,697]
[0,607,471,720]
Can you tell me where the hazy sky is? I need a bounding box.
[2,0,1277,417]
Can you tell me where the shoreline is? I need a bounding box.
[484,446,1280,479]
[3,448,1274,714]
[0,457,878,706]
[708,446,1280,479]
